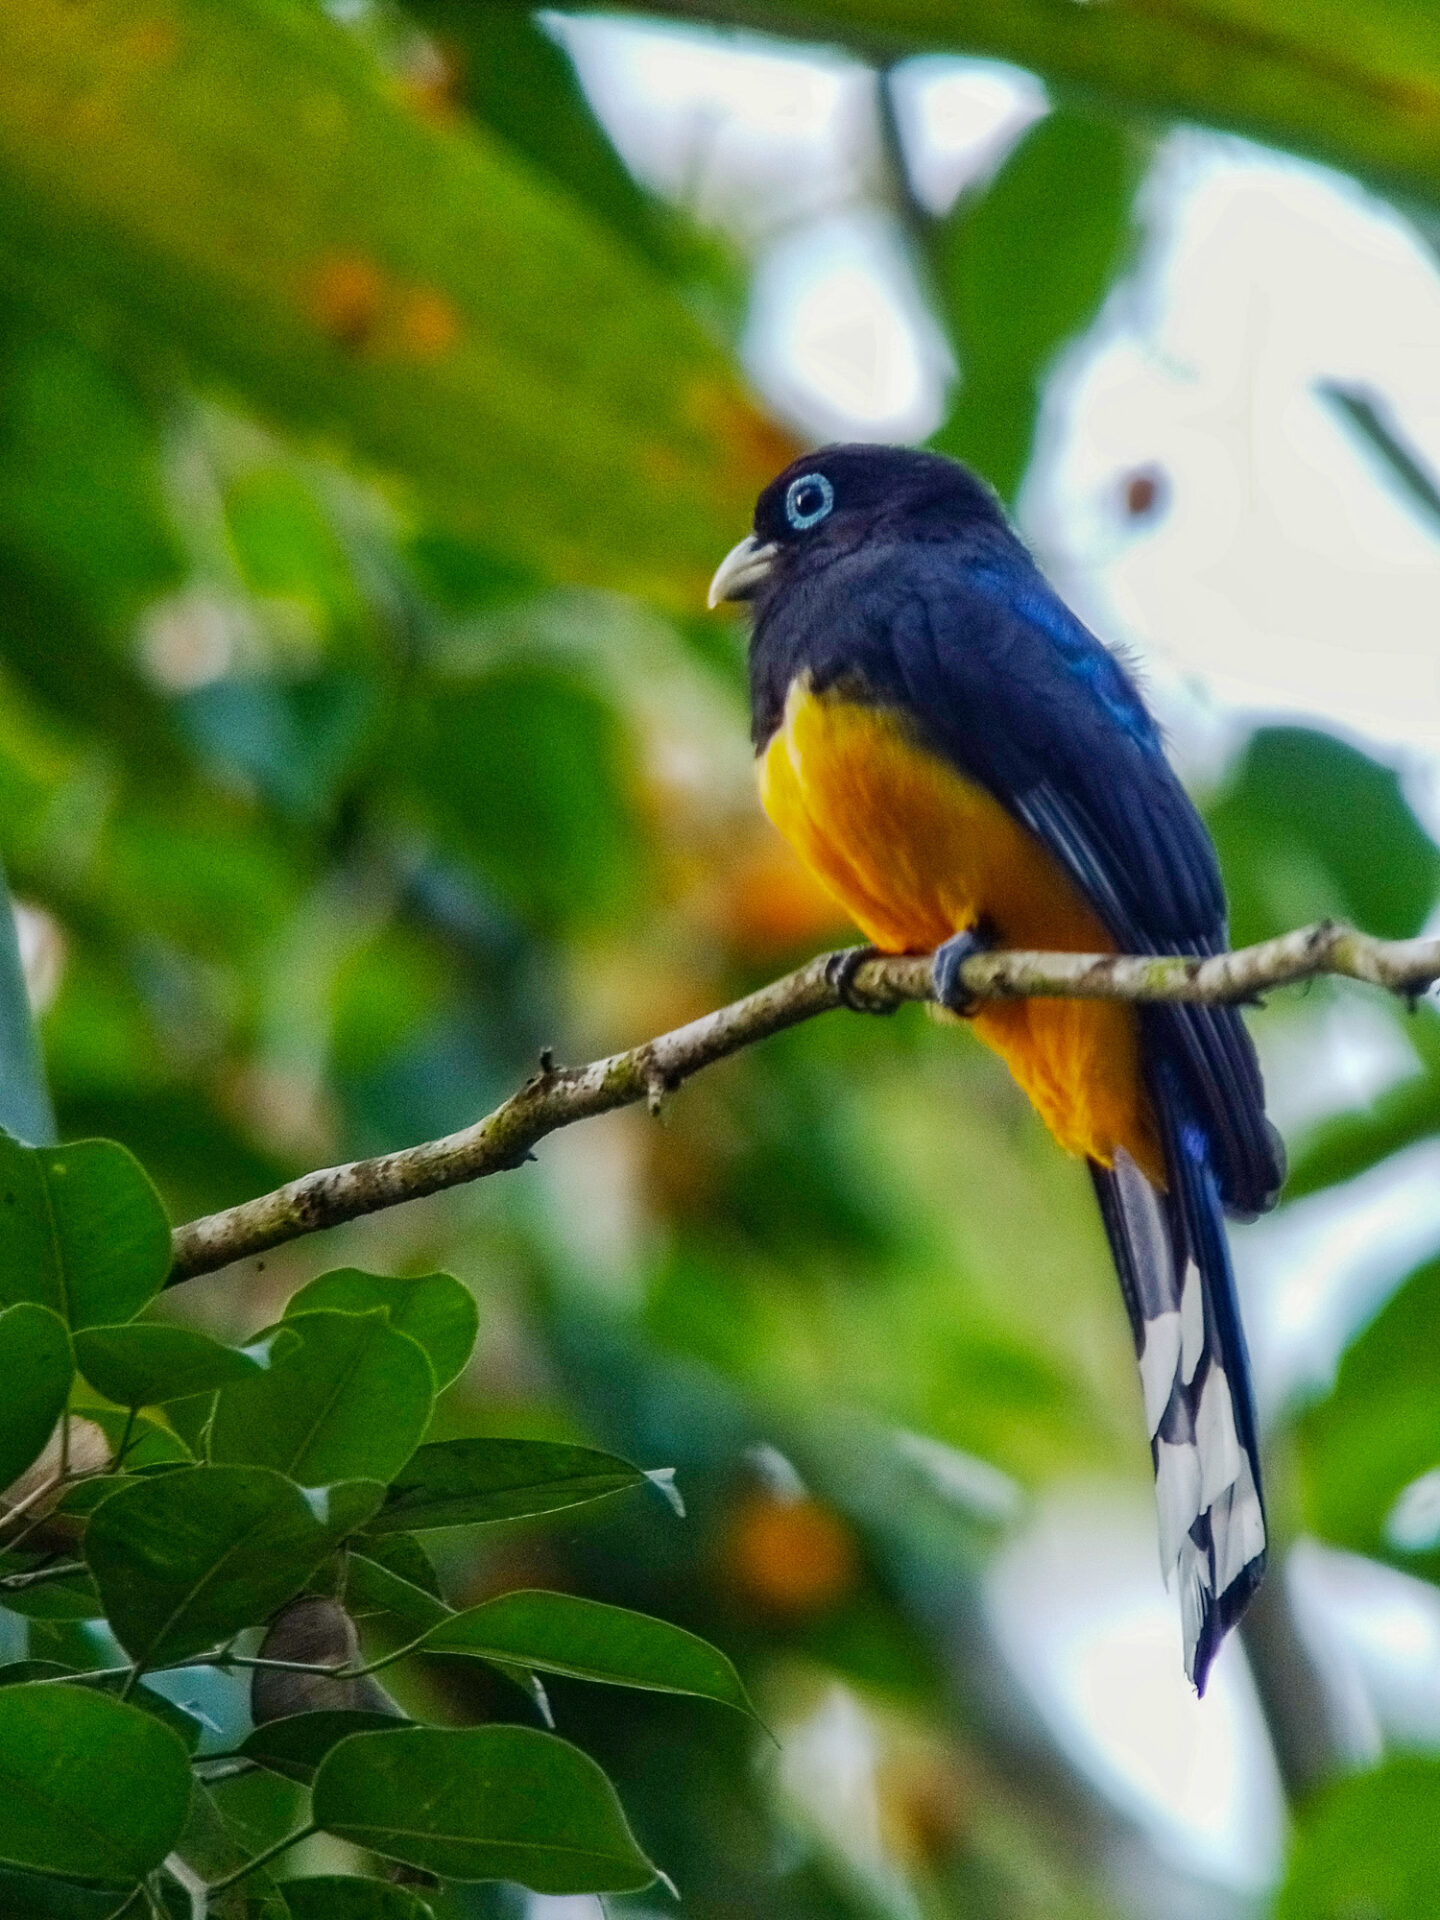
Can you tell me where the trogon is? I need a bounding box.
[708,445,1284,1692]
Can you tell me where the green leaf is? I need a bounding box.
[281,1877,434,1920]
[1297,1255,1440,1580]
[0,1660,73,1683]
[73,1322,278,1407]
[1207,726,1440,947]
[313,1723,657,1891]
[0,1681,191,1881]
[929,110,1143,500]
[164,1389,218,1459]
[170,1775,292,1911]
[1283,1007,1440,1199]
[0,1133,171,1328]
[56,1476,130,1518]
[410,665,643,930]
[284,1269,477,1389]
[0,0,785,600]
[0,1302,71,1490]
[345,1553,449,1632]
[0,1563,104,1620]
[351,1530,442,1599]
[242,1708,410,1783]
[82,1407,191,1469]
[0,1865,138,1919]
[409,5,733,298]
[416,9,675,272]
[222,463,364,635]
[7,1666,206,1754]
[674,2,1440,224]
[417,1590,753,1714]
[369,1438,646,1535]
[0,300,181,631]
[1278,1755,1440,1918]
[85,1465,384,1666]
[0,539,187,812]
[343,1554,553,1720]
[86,1675,201,1755]
[177,670,376,826]
[209,1311,434,1486]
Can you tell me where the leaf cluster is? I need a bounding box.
[0,1132,753,1913]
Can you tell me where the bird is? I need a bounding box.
[708,444,1283,1692]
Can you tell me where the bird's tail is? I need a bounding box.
[1090,1064,1267,1693]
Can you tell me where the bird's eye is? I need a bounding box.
[784,472,834,531]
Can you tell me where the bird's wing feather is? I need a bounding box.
[879,546,1282,1216]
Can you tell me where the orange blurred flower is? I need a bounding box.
[722,1491,859,1617]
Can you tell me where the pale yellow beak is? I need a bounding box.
[707,534,779,609]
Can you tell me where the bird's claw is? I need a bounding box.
[931,929,988,1017]
[825,945,896,1015]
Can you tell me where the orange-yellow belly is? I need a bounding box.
[759,680,1161,1179]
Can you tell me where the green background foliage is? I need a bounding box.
[0,0,1434,1913]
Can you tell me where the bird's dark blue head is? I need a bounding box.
[708,444,1010,610]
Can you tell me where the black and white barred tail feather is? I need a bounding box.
[1090,1063,1267,1693]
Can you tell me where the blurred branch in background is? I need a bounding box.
[170,917,1440,1281]
[1320,380,1440,536]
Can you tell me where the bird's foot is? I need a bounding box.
[931,928,990,1018]
[825,945,896,1015]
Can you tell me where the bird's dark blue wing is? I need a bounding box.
[880,540,1283,1220]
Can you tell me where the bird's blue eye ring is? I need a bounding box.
[785,472,834,531]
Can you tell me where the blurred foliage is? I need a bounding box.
[0,0,1433,1913]
[1277,1756,1440,1919]
[928,110,1145,500]
[408,2,742,308]
[621,0,1440,217]
[0,0,790,603]
[1298,1252,1440,1584]
[1209,726,1440,949]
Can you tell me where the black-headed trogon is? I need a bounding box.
[708,445,1284,1693]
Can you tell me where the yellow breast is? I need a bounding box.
[759,679,1161,1178]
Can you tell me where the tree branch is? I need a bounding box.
[167,919,1440,1284]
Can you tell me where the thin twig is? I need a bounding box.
[0,1471,65,1535]
[217,1653,349,1677]
[0,1558,86,1592]
[204,1822,318,1897]
[167,919,1440,1285]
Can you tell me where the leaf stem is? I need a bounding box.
[0,1470,64,1535]
[29,1661,132,1685]
[190,1756,257,1784]
[0,1558,85,1591]
[216,1653,351,1677]
[345,1625,436,1679]
[205,1821,318,1895]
